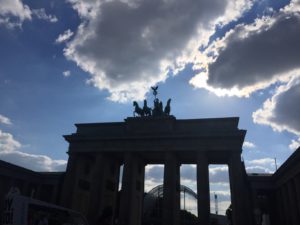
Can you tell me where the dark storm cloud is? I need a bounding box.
[271,80,300,134]
[65,0,248,101]
[206,13,300,91]
[253,77,300,136]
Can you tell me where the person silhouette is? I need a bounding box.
[226,204,232,225]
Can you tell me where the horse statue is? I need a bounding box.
[164,98,171,115]
[159,101,163,114]
[133,101,144,117]
[152,98,164,117]
[143,100,152,116]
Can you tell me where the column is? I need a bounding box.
[163,152,180,225]
[60,153,79,207]
[228,153,250,225]
[281,185,290,225]
[87,155,120,225]
[287,180,300,225]
[197,152,210,225]
[276,189,285,225]
[119,153,145,225]
[294,175,300,218]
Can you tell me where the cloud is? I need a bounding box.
[0,150,66,171]
[181,165,196,181]
[245,157,275,173]
[0,0,31,28]
[253,77,300,136]
[209,166,229,183]
[64,0,251,102]
[0,115,67,171]
[63,70,71,77]
[243,141,256,148]
[0,114,12,125]
[32,8,58,23]
[0,1,58,28]
[190,2,300,97]
[55,29,74,44]
[0,129,21,152]
[289,139,300,151]
[145,165,163,183]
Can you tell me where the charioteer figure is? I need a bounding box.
[133,86,172,118]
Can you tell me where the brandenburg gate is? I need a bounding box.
[61,90,252,225]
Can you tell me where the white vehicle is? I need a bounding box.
[2,188,89,225]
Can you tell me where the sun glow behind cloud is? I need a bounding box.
[61,0,252,102]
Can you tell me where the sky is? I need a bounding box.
[1,0,300,215]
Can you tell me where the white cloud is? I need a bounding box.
[243,141,256,148]
[190,2,300,97]
[0,150,66,171]
[0,114,12,125]
[181,164,196,181]
[0,115,67,171]
[289,139,300,151]
[0,1,58,28]
[145,164,164,183]
[64,0,251,102]
[0,0,31,28]
[253,77,300,136]
[32,8,58,23]
[209,165,229,184]
[63,70,71,77]
[55,29,74,43]
[247,158,274,166]
[246,166,273,174]
[245,157,275,173]
[0,129,21,152]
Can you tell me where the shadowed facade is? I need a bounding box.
[1,119,300,225]
[61,116,252,225]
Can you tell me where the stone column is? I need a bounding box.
[287,180,300,225]
[61,153,79,207]
[119,153,145,225]
[87,155,120,225]
[197,152,210,225]
[163,152,180,225]
[281,185,291,225]
[228,153,250,225]
[294,175,300,219]
[276,189,285,225]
